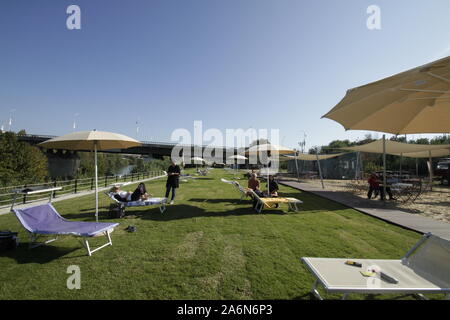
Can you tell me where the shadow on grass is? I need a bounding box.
[61,208,116,221]
[188,198,248,205]
[292,292,316,300]
[3,243,80,264]
[121,204,293,222]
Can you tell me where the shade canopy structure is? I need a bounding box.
[322,56,450,135]
[338,139,450,185]
[246,143,295,155]
[324,56,450,196]
[398,148,450,159]
[283,153,346,189]
[338,139,450,156]
[283,153,347,161]
[38,130,141,221]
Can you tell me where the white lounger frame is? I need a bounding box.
[26,229,115,256]
[248,189,302,213]
[220,178,250,202]
[302,233,450,300]
[106,192,167,214]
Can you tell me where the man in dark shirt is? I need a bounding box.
[165,160,181,204]
[267,175,279,197]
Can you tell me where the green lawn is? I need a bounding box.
[0,169,433,299]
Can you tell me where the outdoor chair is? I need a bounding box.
[197,169,208,176]
[12,203,119,256]
[106,192,167,214]
[220,178,250,201]
[301,233,450,300]
[248,189,303,213]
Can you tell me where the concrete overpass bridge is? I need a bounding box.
[18,134,238,162]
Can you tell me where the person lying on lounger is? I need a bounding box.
[110,183,151,202]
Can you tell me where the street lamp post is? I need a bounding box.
[8,109,16,132]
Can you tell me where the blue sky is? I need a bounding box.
[1,0,450,150]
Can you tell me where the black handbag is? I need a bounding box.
[108,204,125,219]
[0,230,19,251]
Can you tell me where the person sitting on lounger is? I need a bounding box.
[247,173,264,209]
[247,173,263,195]
[264,175,279,197]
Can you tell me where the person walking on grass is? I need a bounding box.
[165,159,180,204]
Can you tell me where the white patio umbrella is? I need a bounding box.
[323,56,450,197]
[228,154,248,176]
[38,130,141,221]
[191,157,205,170]
[246,144,294,196]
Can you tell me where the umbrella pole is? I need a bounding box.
[416,158,419,177]
[354,152,359,180]
[400,153,403,180]
[382,135,387,201]
[95,141,99,222]
[429,150,433,191]
[315,151,325,189]
[294,151,300,182]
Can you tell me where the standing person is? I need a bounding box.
[367,173,380,199]
[165,159,180,204]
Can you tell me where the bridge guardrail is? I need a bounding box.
[0,170,166,209]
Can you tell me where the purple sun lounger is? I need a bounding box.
[12,203,119,256]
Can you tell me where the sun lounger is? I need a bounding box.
[221,178,250,201]
[12,203,119,256]
[106,192,167,213]
[301,233,450,300]
[248,189,302,213]
[197,169,208,176]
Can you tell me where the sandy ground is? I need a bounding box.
[288,178,450,224]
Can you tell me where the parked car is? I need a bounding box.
[434,159,450,185]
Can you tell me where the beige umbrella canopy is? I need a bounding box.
[398,148,450,159]
[283,153,347,161]
[323,56,450,135]
[39,130,141,221]
[38,130,141,150]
